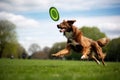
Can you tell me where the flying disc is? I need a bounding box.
[49,7,59,21]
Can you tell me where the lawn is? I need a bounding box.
[0,59,120,80]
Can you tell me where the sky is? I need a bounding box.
[0,0,120,52]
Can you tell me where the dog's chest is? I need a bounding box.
[64,31,73,39]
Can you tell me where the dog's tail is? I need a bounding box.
[97,37,110,47]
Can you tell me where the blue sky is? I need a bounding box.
[0,0,120,53]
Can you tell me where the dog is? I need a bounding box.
[52,20,109,65]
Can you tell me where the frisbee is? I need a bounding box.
[49,7,59,21]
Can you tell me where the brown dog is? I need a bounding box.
[52,20,109,65]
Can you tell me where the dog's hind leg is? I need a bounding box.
[90,55,100,65]
[101,53,106,66]
[81,47,91,59]
[101,59,105,66]
[92,41,106,65]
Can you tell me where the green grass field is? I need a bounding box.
[0,59,120,80]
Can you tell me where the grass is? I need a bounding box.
[0,59,120,80]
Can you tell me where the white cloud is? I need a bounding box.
[0,0,50,11]
[0,0,120,12]
[68,16,120,38]
[0,11,41,27]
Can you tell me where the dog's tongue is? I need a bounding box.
[60,29,65,32]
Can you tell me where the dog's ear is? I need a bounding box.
[67,20,76,25]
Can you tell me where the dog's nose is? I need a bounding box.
[57,25,60,28]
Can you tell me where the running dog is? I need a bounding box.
[52,20,109,65]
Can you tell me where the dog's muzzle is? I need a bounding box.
[60,29,65,32]
[57,25,65,32]
[57,25,60,28]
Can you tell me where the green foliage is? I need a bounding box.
[0,20,17,42]
[2,42,18,58]
[0,59,120,80]
[17,44,28,59]
[80,26,106,40]
[0,20,20,58]
[106,37,120,61]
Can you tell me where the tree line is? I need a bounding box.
[0,20,120,61]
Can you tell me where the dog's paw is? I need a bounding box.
[51,54,64,58]
[51,54,57,57]
[81,55,88,59]
[96,60,100,64]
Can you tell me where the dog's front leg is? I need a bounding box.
[51,48,70,57]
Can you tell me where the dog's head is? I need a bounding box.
[57,20,76,32]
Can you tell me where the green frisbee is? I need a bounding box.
[49,7,59,21]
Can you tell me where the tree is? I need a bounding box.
[80,26,106,40]
[106,37,120,61]
[43,46,50,54]
[0,20,18,58]
[28,43,41,55]
[17,44,28,59]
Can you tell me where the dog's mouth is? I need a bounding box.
[59,29,66,32]
[57,25,66,33]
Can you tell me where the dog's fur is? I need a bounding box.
[52,20,109,65]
